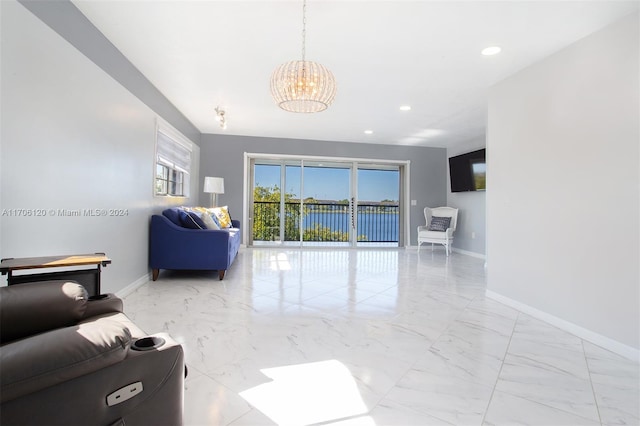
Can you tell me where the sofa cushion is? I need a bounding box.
[418,230,451,240]
[178,210,205,229]
[162,208,182,226]
[428,216,451,232]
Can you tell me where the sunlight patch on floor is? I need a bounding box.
[239,360,370,425]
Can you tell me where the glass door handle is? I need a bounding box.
[351,197,355,229]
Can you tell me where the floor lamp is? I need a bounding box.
[204,177,224,208]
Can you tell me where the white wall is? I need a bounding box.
[447,137,486,256]
[487,13,639,351]
[1,1,200,293]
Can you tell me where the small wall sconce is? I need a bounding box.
[215,107,227,129]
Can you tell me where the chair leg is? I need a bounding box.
[152,269,159,281]
[218,270,226,280]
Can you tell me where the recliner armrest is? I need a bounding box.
[1,331,185,426]
[83,293,123,319]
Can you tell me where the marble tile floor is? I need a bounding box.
[123,248,639,426]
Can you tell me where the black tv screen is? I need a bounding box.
[449,149,486,192]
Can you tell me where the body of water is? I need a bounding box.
[303,211,399,242]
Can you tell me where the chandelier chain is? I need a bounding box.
[301,0,306,62]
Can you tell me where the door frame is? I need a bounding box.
[243,152,411,248]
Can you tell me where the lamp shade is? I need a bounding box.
[203,177,224,194]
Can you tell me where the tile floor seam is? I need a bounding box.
[358,309,445,421]
[582,338,604,425]
[484,315,605,425]
[480,309,520,425]
[363,292,482,424]
[184,369,255,425]
[489,390,606,426]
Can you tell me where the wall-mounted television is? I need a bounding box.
[449,149,486,192]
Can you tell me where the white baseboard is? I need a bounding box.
[411,244,486,260]
[485,290,639,362]
[411,244,449,251]
[115,273,151,299]
[452,247,486,259]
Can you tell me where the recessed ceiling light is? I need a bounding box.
[399,105,411,111]
[482,46,502,56]
[364,130,373,135]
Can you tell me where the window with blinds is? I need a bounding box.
[155,122,192,197]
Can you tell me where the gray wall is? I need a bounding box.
[487,13,639,350]
[18,0,201,145]
[447,137,486,256]
[199,134,447,246]
[1,1,200,293]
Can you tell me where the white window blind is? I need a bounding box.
[156,130,191,174]
[155,120,193,197]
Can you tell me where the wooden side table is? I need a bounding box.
[0,253,111,296]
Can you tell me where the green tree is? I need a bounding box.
[302,224,349,242]
[254,185,316,241]
[253,185,298,241]
[253,186,371,242]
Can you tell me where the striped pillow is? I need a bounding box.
[178,210,205,229]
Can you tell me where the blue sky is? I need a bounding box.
[255,165,399,202]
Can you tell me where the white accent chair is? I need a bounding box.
[417,207,459,256]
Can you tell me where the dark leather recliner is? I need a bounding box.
[0,280,184,426]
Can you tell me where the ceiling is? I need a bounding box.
[72,1,638,148]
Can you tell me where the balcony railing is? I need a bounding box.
[253,201,399,242]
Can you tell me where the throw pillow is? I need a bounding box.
[179,210,206,229]
[428,216,451,232]
[212,206,232,228]
[200,212,220,230]
[210,213,222,229]
[191,207,221,230]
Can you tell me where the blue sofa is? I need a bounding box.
[150,208,241,281]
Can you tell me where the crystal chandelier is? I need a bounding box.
[270,0,336,113]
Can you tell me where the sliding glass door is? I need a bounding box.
[251,160,302,244]
[300,162,353,246]
[356,166,400,246]
[248,156,405,248]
